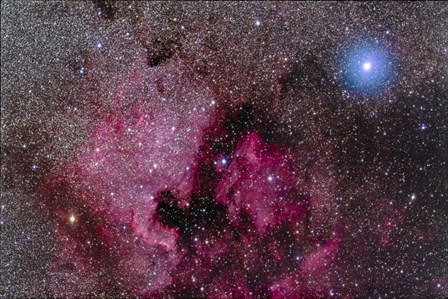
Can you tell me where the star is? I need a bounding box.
[362,61,372,71]
[69,214,76,224]
[420,124,428,131]
[339,41,396,94]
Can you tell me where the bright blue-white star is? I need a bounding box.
[339,41,396,94]
[362,62,372,71]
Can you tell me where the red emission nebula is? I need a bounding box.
[42,56,340,298]
[2,2,447,299]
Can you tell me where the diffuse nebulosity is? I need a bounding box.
[1,1,447,298]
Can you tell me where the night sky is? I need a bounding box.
[1,1,447,298]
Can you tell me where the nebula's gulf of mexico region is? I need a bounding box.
[1,2,447,298]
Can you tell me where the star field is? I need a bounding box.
[1,1,447,298]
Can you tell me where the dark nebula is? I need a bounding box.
[94,0,117,20]
[1,2,447,298]
[146,38,181,68]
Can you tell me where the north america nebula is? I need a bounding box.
[1,1,447,298]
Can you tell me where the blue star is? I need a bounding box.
[216,155,229,170]
[339,41,396,95]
